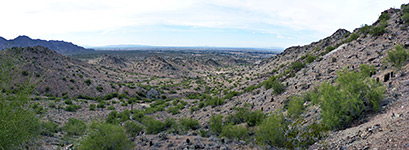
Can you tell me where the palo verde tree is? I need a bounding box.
[0,57,41,150]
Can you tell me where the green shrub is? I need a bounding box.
[118,110,131,122]
[164,118,186,134]
[289,61,305,71]
[305,55,316,63]
[401,4,409,23]
[179,117,200,130]
[190,106,198,113]
[359,24,372,35]
[244,85,260,93]
[370,20,387,36]
[283,121,325,149]
[106,111,120,125]
[324,46,336,54]
[271,81,285,95]
[386,44,409,69]
[225,107,247,125]
[107,106,115,110]
[123,121,143,138]
[96,86,103,92]
[223,91,240,100]
[64,105,81,112]
[402,4,409,13]
[45,86,50,92]
[167,106,180,115]
[198,102,205,108]
[343,33,359,43]
[256,112,287,147]
[164,118,177,129]
[41,120,60,136]
[263,76,286,95]
[32,103,46,114]
[287,96,305,118]
[402,5,409,24]
[209,115,223,135]
[221,124,249,140]
[142,117,166,134]
[131,109,145,122]
[89,104,96,111]
[378,12,390,21]
[97,102,105,109]
[312,66,385,130]
[77,122,133,150]
[64,99,73,105]
[402,13,409,23]
[63,118,86,136]
[246,110,266,126]
[22,70,29,76]
[225,107,266,127]
[205,97,225,107]
[106,110,131,125]
[84,79,91,86]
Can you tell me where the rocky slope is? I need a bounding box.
[0,46,140,97]
[168,5,409,150]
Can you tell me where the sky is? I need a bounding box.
[0,0,406,49]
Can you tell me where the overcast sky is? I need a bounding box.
[0,0,406,48]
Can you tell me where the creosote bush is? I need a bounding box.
[370,20,387,36]
[256,112,286,147]
[221,124,249,140]
[63,118,86,136]
[89,104,96,111]
[286,96,305,118]
[402,4,409,23]
[84,79,91,86]
[225,106,266,127]
[123,120,143,138]
[142,117,166,134]
[179,117,200,130]
[289,61,305,71]
[262,75,285,95]
[209,115,223,135]
[41,120,60,136]
[77,122,133,150]
[305,54,316,63]
[386,44,409,69]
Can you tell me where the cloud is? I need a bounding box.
[0,0,406,47]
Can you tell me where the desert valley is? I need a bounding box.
[2,2,409,150]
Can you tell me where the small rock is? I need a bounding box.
[159,132,168,140]
[220,146,229,150]
[209,136,218,142]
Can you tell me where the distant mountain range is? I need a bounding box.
[0,35,93,55]
[90,44,283,52]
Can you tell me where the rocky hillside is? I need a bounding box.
[0,46,141,97]
[0,35,93,54]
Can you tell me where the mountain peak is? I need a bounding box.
[14,35,32,40]
[0,35,93,55]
